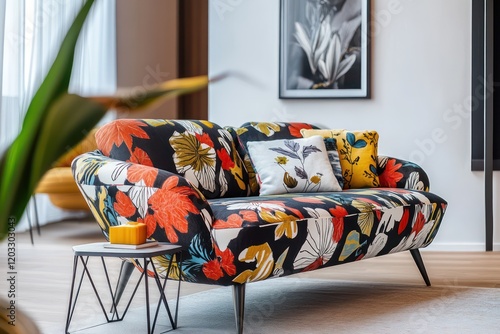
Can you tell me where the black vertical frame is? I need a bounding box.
[485,0,494,251]
[471,0,494,251]
[471,0,485,169]
[472,0,500,171]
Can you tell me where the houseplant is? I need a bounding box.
[0,0,209,240]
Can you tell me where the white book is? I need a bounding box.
[103,240,159,249]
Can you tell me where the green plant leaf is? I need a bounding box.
[30,94,107,190]
[0,0,218,239]
[90,75,209,111]
[0,0,95,238]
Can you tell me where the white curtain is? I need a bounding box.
[0,0,116,230]
[0,3,5,148]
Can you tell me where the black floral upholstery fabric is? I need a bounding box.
[94,119,250,199]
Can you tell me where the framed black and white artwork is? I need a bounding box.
[279,0,370,99]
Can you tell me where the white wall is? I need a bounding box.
[209,0,499,251]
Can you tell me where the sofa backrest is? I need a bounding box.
[228,122,320,196]
[95,119,250,199]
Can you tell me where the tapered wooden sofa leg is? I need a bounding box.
[410,249,431,286]
[232,284,246,334]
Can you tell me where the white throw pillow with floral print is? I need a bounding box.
[247,136,342,195]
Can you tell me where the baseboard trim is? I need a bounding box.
[422,243,500,252]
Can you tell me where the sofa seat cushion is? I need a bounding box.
[210,189,447,230]
[209,188,447,229]
[207,188,447,284]
[207,190,447,284]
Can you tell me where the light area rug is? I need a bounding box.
[65,277,500,334]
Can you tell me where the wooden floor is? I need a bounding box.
[1,219,500,333]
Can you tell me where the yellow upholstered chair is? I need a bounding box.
[35,167,90,210]
[28,129,98,241]
[35,128,98,209]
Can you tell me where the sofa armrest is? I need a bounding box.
[71,151,214,247]
[377,156,430,191]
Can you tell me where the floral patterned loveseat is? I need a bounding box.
[72,120,447,333]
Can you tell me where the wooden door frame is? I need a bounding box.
[178,0,209,120]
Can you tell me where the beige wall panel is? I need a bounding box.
[116,0,178,119]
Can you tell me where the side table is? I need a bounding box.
[65,242,183,334]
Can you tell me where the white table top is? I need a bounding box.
[72,242,183,258]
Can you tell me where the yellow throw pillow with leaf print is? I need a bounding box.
[301,129,380,189]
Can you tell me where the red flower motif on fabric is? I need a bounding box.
[113,191,136,217]
[128,164,158,187]
[132,260,156,278]
[213,210,260,229]
[203,244,236,280]
[412,211,426,235]
[329,206,348,243]
[96,120,149,156]
[356,254,365,261]
[239,210,259,222]
[129,147,154,167]
[398,208,410,235]
[202,260,224,280]
[379,159,404,188]
[147,176,200,243]
[214,214,244,229]
[217,148,235,170]
[293,197,325,204]
[302,258,323,272]
[217,245,236,276]
[287,206,304,220]
[195,133,214,148]
[288,123,313,138]
[138,214,157,238]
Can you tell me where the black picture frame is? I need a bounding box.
[279,0,370,99]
